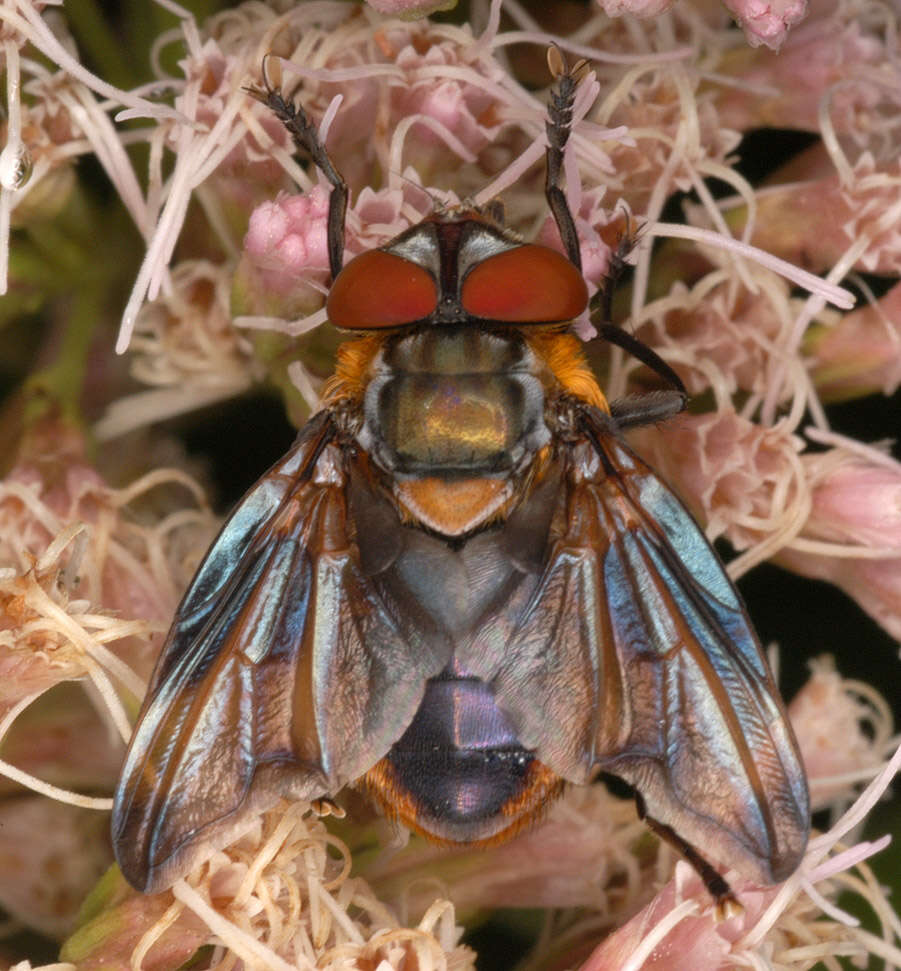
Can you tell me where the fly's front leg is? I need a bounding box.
[247,57,348,280]
[592,213,638,331]
[545,46,591,272]
[589,211,687,399]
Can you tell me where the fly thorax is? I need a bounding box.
[359,329,550,478]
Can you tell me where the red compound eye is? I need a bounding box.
[461,244,588,324]
[327,250,438,330]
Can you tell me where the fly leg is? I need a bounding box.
[545,46,591,272]
[246,56,348,280]
[545,51,686,402]
[592,213,687,399]
[591,211,639,330]
[635,792,743,918]
[608,390,687,429]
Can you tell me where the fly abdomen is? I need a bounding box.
[362,675,563,844]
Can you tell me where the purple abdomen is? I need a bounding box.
[385,673,543,842]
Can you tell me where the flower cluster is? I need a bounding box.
[0,415,215,937]
[0,0,900,969]
[60,802,475,971]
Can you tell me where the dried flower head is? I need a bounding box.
[0,417,214,941]
[62,801,475,971]
[0,421,211,711]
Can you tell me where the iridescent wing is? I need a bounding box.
[112,412,448,892]
[468,407,809,884]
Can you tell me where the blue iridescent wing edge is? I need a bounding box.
[490,407,810,885]
[112,412,444,892]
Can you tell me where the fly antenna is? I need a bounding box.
[391,168,445,214]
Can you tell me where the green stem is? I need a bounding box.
[23,285,104,429]
[62,0,137,91]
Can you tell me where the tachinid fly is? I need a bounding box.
[112,50,809,903]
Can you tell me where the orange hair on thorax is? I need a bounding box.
[525,331,609,412]
[320,334,384,405]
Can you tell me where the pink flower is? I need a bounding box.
[798,456,901,549]
[789,659,891,808]
[595,0,676,19]
[97,262,261,441]
[366,0,459,15]
[597,0,808,53]
[627,411,804,555]
[234,183,426,325]
[384,29,505,181]
[837,154,901,274]
[0,684,124,798]
[777,449,901,640]
[634,277,786,400]
[722,0,807,50]
[238,188,331,314]
[60,804,475,971]
[577,868,768,970]
[727,163,863,274]
[748,155,901,277]
[602,83,739,216]
[717,16,885,130]
[0,416,213,715]
[0,797,110,938]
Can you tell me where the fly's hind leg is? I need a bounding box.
[635,792,743,918]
